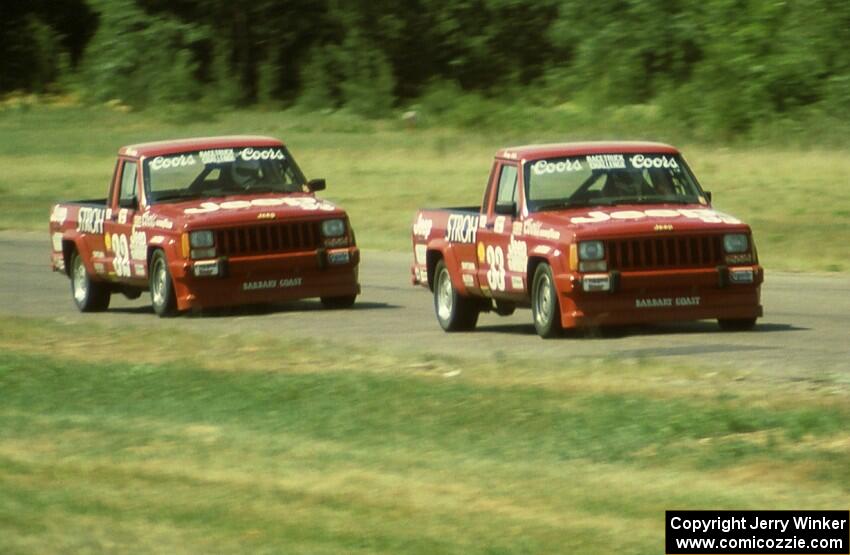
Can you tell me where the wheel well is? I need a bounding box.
[527,256,548,285]
[146,246,163,270]
[426,250,443,291]
[62,240,77,277]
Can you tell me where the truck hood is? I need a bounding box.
[526,203,750,239]
[144,193,346,229]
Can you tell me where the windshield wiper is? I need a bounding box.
[585,197,692,206]
[533,195,699,212]
[534,200,595,211]
[627,197,695,205]
[153,191,206,202]
[242,186,280,194]
[534,201,569,212]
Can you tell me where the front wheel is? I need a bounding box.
[320,295,357,309]
[531,263,562,338]
[70,252,110,312]
[718,318,757,331]
[149,250,177,317]
[433,260,479,331]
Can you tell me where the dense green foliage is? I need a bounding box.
[0,1,95,93]
[2,0,849,136]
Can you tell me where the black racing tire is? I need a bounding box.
[70,251,111,312]
[433,260,479,331]
[149,250,178,317]
[320,295,357,309]
[531,263,562,338]
[718,318,757,331]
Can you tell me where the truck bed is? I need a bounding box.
[57,199,107,206]
[421,206,478,213]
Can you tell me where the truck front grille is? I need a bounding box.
[605,234,724,271]
[215,221,322,256]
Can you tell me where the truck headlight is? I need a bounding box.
[190,230,214,248]
[578,240,604,261]
[322,218,345,237]
[723,234,748,253]
[578,241,606,271]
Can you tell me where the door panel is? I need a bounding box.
[477,163,525,299]
[103,159,143,282]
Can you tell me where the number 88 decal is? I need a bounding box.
[486,245,506,291]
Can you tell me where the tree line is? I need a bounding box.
[3,0,849,135]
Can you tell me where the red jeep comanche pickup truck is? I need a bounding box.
[50,136,360,316]
[411,142,763,337]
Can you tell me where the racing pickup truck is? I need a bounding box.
[50,136,359,316]
[411,142,763,337]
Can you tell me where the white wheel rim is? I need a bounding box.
[73,257,88,304]
[535,273,553,326]
[436,269,453,321]
[151,259,166,307]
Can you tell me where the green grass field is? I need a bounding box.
[2,103,848,553]
[1,317,848,554]
[0,103,848,272]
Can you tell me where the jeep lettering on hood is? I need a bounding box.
[184,196,336,215]
[569,208,741,225]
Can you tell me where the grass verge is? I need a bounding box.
[1,316,848,554]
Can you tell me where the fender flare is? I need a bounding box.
[527,247,573,294]
[425,240,472,295]
[62,233,102,280]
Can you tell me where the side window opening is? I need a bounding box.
[495,164,518,211]
[119,161,138,205]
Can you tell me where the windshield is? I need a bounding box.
[524,153,704,212]
[143,146,307,203]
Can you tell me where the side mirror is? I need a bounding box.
[119,196,138,210]
[703,191,712,203]
[494,202,517,216]
[307,178,326,192]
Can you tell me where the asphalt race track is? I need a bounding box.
[2,231,848,377]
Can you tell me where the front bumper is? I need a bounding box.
[555,265,763,328]
[169,247,360,310]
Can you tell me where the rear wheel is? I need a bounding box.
[531,263,562,338]
[433,260,479,331]
[321,295,357,309]
[149,250,177,317]
[718,318,757,331]
[70,252,110,312]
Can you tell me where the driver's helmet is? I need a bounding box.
[648,168,675,195]
[231,157,262,187]
[605,170,645,196]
